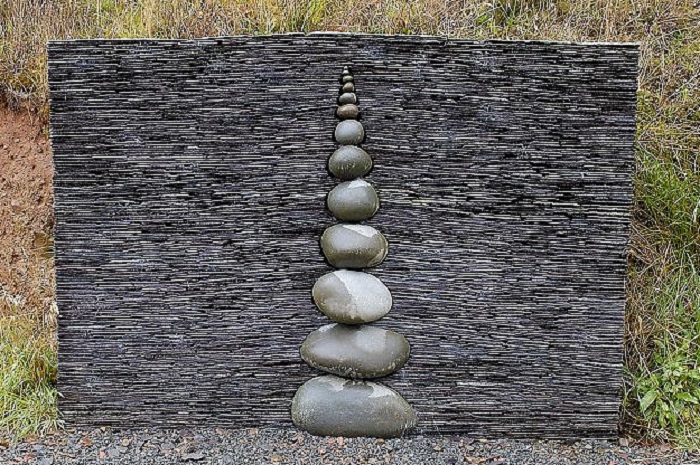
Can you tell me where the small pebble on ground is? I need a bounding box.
[1,428,698,464]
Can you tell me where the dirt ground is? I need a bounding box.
[0,106,55,327]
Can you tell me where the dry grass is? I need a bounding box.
[0,0,693,117]
[1,0,699,445]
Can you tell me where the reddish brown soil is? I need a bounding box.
[0,106,55,326]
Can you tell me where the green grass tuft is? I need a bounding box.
[627,262,700,448]
[0,318,61,441]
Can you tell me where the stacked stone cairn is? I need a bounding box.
[291,67,417,438]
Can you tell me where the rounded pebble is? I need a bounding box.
[301,324,410,378]
[342,75,354,83]
[338,92,357,105]
[342,82,355,93]
[327,179,378,221]
[313,270,392,324]
[291,375,417,438]
[320,224,388,269]
[328,145,372,179]
[336,104,360,120]
[335,120,364,145]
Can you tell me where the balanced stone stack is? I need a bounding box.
[291,67,417,438]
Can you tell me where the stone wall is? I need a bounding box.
[49,34,638,437]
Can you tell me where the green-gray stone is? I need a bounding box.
[342,82,355,93]
[338,92,357,105]
[313,270,392,324]
[320,224,388,269]
[328,145,372,179]
[336,104,360,120]
[327,179,378,221]
[301,324,410,378]
[342,75,354,83]
[291,375,417,438]
[335,120,364,145]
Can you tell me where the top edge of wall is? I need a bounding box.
[46,32,641,49]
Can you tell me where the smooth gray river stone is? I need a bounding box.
[312,270,392,324]
[336,104,360,120]
[342,82,355,93]
[327,179,379,222]
[335,120,364,145]
[300,324,410,378]
[338,92,357,105]
[320,224,388,269]
[328,145,372,179]
[291,375,417,438]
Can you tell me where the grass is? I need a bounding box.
[0,315,60,440]
[1,0,699,447]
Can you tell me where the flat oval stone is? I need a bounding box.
[327,179,378,221]
[301,324,409,378]
[335,120,364,145]
[313,270,392,324]
[338,92,357,105]
[342,75,354,83]
[291,375,417,438]
[342,82,355,93]
[328,146,372,179]
[327,180,378,221]
[320,224,388,269]
[336,104,359,120]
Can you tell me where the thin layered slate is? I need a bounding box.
[293,67,416,438]
[51,35,637,436]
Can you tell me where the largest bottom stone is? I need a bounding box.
[292,375,417,438]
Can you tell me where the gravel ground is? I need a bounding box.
[1,428,698,465]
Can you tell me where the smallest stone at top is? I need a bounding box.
[338,67,357,106]
[341,67,354,84]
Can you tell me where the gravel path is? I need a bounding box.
[1,428,698,464]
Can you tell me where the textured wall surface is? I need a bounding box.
[49,34,638,437]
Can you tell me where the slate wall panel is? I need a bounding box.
[49,34,638,437]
